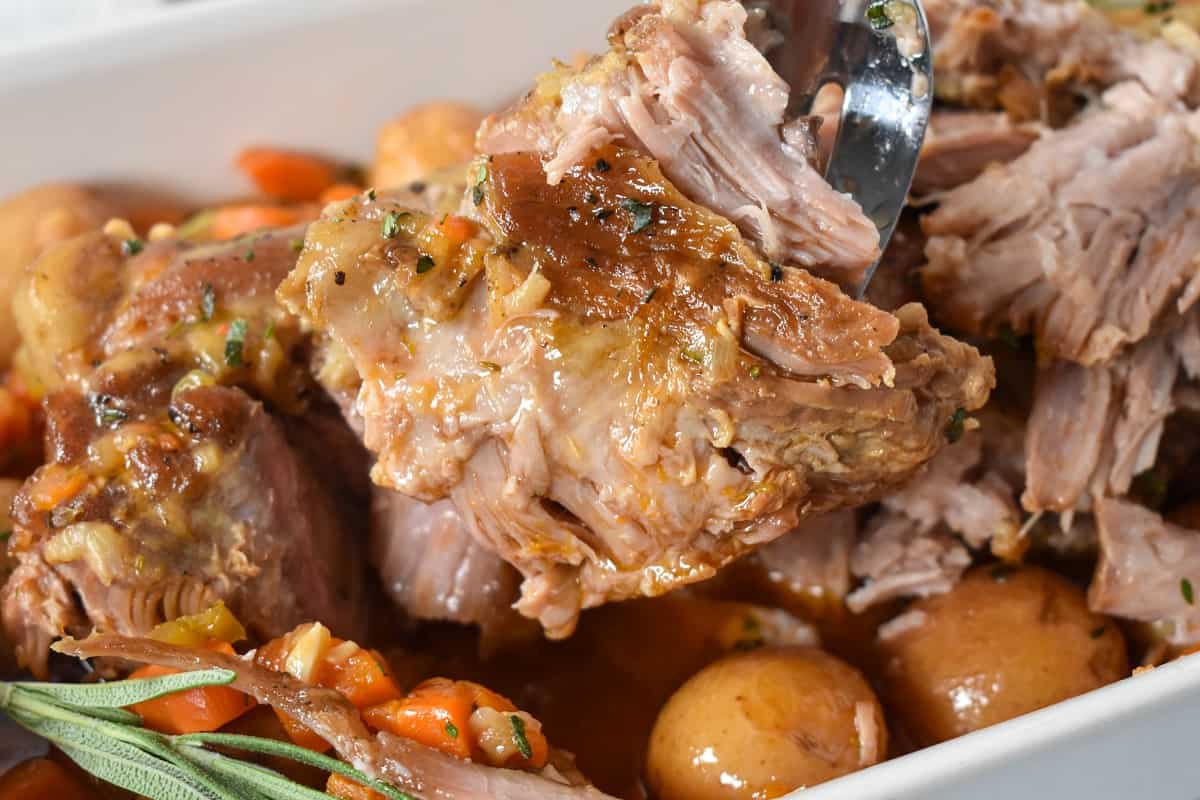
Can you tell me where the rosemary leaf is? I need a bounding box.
[180,731,414,800]
[182,745,335,800]
[11,668,235,708]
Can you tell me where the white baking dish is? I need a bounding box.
[3,1,1200,797]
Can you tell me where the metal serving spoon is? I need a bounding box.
[748,0,933,293]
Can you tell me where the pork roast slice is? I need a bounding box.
[913,110,1039,195]
[1023,310,1200,515]
[926,0,1198,118]
[476,0,880,287]
[1091,497,1200,646]
[4,230,368,675]
[280,145,993,637]
[922,82,1200,367]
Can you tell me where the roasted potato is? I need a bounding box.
[0,184,115,369]
[646,647,887,800]
[877,565,1128,746]
[370,102,485,189]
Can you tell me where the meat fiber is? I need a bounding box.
[1091,497,1200,646]
[3,230,368,675]
[477,0,881,286]
[280,146,993,637]
[926,0,1198,119]
[1023,311,1199,515]
[922,82,1200,367]
[913,110,1039,194]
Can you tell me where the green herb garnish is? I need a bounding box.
[472,164,488,206]
[594,208,614,221]
[1144,1,1174,12]
[0,531,11,543]
[867,0,893,29]
[749,365,762,379]
[621,199,654,234]
[594,158,611,173]
[509,715,533,760]
[1183,577,1194,606]
[200,283,215,322]
[243,249,255,263]
[122,238,145,256]
[381,210,408,239]
[416,255,436,274]
[263,320,276,341]
[367,188,377,201]
[445,721,459,739]
[224,319,248,368]
[945,407,967,444]
[0,670,412,800]
[289,238,304,254]
[681,349,704,365]
[769,262,784,282]
[643,287,658,304]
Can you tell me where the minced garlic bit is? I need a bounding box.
[102,217,137,241]
[148,222,178,242]
[467,707,541,767]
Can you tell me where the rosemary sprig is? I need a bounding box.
[0,671,412,800]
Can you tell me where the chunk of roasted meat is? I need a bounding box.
[280,145,993,637]
[4,230,368,675]
[477,0,881,286]
[926,0,1199,120]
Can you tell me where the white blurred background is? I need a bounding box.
[0,0,176,51]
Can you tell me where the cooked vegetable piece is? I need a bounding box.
[328,772,390,800]
[876,565,1129,746]
[235,146,340,202]
[318,643,404,710]
[370,103,484,188]
[147,601,247,648]
[0,758,96,800]
[321,183,365,203]
[646,647,886,800]
[210,204,309,239]
[127,641,256,735]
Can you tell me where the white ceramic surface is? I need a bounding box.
[2,1,1200,797]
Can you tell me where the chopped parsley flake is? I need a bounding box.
[945,407,967,443]
[1144,1,1174,12]
[867,0,893,29]
[585,192,599,205]
[381,210,408,239]
[416,254,436,274]
[200,283,215,322]
[594,158,611,173]
[749,365,762,379]
[621,199,654,234]
[367,188,377,201]
[290,238,304,253]
[681,349,704,365]
[643,287,658,304]
[1183,577,1195,606]
[769,262,784,282]
[334,270,347,286]
[0,531,10,543]
[264,319,276,341]
[224,319,248,368]
[509,715,533,760]
[244,249,255,262]
[122,238,145,256]
[594,208,614,221]
[445,721,459,739]
[472,164,488,206]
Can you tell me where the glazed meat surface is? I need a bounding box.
[477,0,881,286]
[280,144,993,637]
[3,230,368,674]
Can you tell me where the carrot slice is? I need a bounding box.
[319,183,363,203]
[326,772,388,800]
[437,214,477,247]
[0,759,96,800]
[318,646,403,710]
[210,204,308,240]
[236,147,340,202]
[127,641,256,734]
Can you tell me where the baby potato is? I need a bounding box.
[370,102,485,189]
[646,647,887,800]
[877,565,1128,747]
[0,184,114,369]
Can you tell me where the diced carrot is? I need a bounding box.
[272,707,334,753]
[236,147,340,202]
[0,758,96,800]
[319,183,363,203]
[361,678,519,761]
[319,645,403,710]
[438,214,476,246]
[0,372,40,474]
[327,772,388,800]
[210,204,308,240]
[28,464,88,511]
[128,641,256,734]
